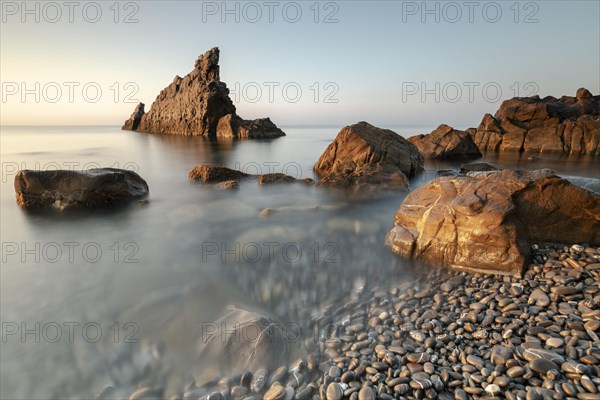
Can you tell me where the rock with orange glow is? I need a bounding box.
[468,88,600,156]
[314,121,423,195]
[386,169,600,274]
[122,48,285,139]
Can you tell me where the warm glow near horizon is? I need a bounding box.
[1,1,599,127]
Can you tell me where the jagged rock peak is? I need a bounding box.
[194,47,221,81]
[121,47,285,139]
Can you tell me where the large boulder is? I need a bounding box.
[314,122,423,193]
[122,48,285,139]
[386,169,600,274]
[469,88,600,156]
[408,124,482,160]
[14,168,149,209]
[195,306,289,385]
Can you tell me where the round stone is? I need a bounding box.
[358,386,375,400]
[264,385,286,400]
[529,288,550,307]
[529,358,558,375]
[545,338,564,348]
[507,366,525,378]
[485,384,501,396]
[466,355,485,369]
[454,388,468,400]
[326,383,343,400]
[491,345,514,366]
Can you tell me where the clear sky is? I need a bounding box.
[1,0,599,126]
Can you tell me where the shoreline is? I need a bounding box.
[123,242,600,400]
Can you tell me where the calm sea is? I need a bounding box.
[1,125,598,399]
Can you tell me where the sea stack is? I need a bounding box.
[122,48,285,139]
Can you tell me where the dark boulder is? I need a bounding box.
[15,168,149,209]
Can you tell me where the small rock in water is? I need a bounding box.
[129,387,163,400]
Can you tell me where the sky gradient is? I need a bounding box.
[1,0,599,126]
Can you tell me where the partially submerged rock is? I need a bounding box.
[14,168,148,209]
[459,162,498,174]
[408,124,481,160]
[188,165,249,183]
[257,173,313,185]
[216,180,240,190]
[314,122,423,193]
[386,169,600,274]
[468,88,600,156]
[189,165,310,187]
[196,305,289,385]
[217,114,285,139]
[122,48,285,139]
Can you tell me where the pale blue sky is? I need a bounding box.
[1,0,599,126]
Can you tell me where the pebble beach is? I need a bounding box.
[123,243,600,400]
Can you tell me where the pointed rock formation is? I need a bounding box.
[468,88,599,156]
[122,48,285,139]
[122,102,145,131]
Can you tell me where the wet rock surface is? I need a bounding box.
[125,244,600,400]
[122,48,285,139]
[314,122,424,194]
[14,168,149,209]
[188,165,311,186]
[408,124,482,160]
[195,306,290,386]
[468,88,600,156]
[386,169,600,274]
[257,173,314,185]
[188,165,250,183]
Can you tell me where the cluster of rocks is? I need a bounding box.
[406,88,599,159]
[185,120,428,195]
[121,243,600,400]
[121,47,599,155]
[188,165,313,189]
[122,48,285,139]
[185,122,425,196]
[466,88,599,156]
